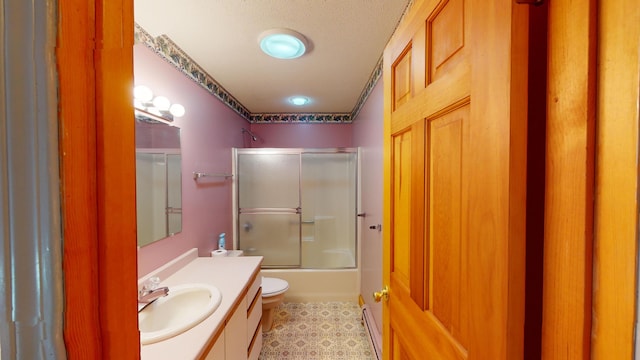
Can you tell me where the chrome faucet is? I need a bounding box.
[138,277,169,312]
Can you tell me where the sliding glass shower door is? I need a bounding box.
[300,152,357,268]
[235,148,357,269]
[237,151,301,267]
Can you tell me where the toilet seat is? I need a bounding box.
[262,277,289,297]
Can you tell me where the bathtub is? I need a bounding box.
[243,246,359,302]
[260,267,360,302]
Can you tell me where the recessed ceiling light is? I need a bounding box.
[259,29,308,59]
[289,96,310,106]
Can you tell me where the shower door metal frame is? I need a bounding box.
[232,147,359,269]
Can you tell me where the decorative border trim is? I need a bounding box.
[350,56,383,120]
[134,24,385,124]
[250,113,352,123]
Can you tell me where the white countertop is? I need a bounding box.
[140,255,263,360]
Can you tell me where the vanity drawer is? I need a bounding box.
[246,274,261,310]
[247,288,262,340]
[248,326,262,360]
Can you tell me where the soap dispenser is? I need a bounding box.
[218,232,226,250]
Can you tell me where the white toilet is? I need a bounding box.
[261,277,289,331]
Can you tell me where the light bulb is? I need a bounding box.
[169,104,185,117]
[133,85,153,102]
[152,96,171,111]
[289,96,309,106]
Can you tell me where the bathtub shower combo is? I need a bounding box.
[232,148,360,301]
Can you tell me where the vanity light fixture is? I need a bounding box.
[259,28,308,59]
[133,85,186,122]
[289,96,310,106]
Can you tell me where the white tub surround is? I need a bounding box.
[140,250,263,359]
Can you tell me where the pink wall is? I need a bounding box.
[249,123,352,148]
[351,81,384,334]
[135,44,247,276]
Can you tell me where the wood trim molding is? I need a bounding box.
[95,1,138,358]
[542,0,597,357]
[591,0,640,357]
[59,0,139,357]
[58,0,101,357]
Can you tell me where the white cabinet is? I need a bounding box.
[225,300,248,360]
[204,332,224,360]
[203,273,262,360]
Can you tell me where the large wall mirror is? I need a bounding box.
[135,113,182,247]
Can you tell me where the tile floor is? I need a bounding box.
[259,302,375,360]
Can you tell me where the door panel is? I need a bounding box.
[429,105,469,349]
[393,48,413,109]
[391,128,415,290]
[428,0,466,84]
[383,0,528,358]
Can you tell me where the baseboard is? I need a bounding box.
[361,303,382,360]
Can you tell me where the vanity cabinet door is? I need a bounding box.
[203,273,261,360]
[247,326,262,360]
[225,299,248,360]
[204,331,225,360]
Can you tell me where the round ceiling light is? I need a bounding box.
[259,29,308,59]
[289,96,310,106]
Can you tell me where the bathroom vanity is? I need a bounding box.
[139,250,263,360]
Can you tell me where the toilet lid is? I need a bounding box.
[262,277,289,296]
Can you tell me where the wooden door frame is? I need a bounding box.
[591,0,639,357]
[58,0,139,358]
[55,0,640,357]
[542,0,597,357]
[543,0,640,358]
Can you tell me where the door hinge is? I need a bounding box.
[516,0,545,5]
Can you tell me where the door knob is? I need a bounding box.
[373,285,389,302]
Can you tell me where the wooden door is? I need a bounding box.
[382,0,529,359]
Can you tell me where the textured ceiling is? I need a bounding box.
[134,0,410,115]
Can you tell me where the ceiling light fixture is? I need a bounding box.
[259,29,308,59]
[289,96,310,106]
[133,85,185,122]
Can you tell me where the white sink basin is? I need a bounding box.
[139,283,222,344]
